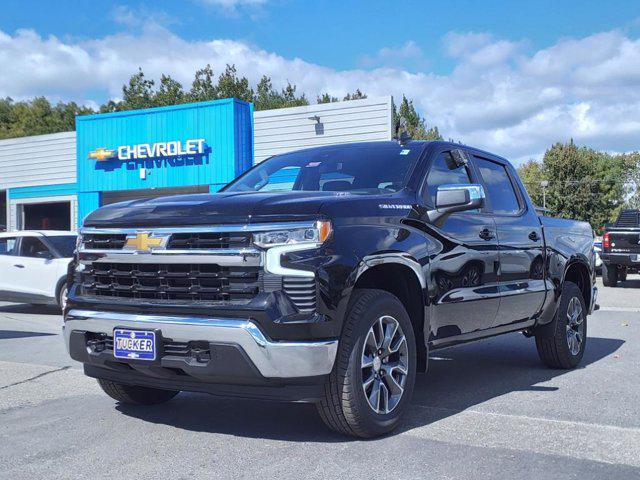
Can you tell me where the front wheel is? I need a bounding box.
[98,379,179,405]
[535,281,587,369]
[317,289,417,438]
[57,285,68,311]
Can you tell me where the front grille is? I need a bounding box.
[80,263,260,303]
[82,233,127,250]
[167,232,251,250]
[81,231,252,251]
[283,276,317,313]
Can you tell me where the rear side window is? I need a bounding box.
[475,158,521,215]
[425,152,473,205]
[0,238,17,255]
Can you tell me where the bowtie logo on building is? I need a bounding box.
[124,233,167,252]
[88,147,116,161]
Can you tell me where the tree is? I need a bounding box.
[0,96,92,139]
[343,89,367,101]
[317,93,338,104]
[393,95,442,141]
[214,64,254,103]
[154,75,186,106]
[189,64,217,102]
[542,141,631,231]
[621,152,640,209]
[517,159,546,207]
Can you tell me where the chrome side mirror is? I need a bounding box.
[428,184,485,226]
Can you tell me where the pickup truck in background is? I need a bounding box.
[64,141,597,438]
[601,209,640,287]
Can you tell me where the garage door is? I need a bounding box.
[101,186,210,206]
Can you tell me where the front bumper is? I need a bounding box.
[64,309,338,379]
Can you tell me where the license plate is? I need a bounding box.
[113,329,156,361]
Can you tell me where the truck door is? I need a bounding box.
[419,149,500,339]
[473,156,546,326]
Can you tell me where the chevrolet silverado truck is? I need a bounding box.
[601,209,640,286]
[65,141,597,438]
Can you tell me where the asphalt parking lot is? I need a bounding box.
[1,277,639,479]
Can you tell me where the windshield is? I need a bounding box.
[224,144,423,194]
[47,235,77,257]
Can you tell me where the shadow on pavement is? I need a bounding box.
[115,333,624,441]
[0,303,61,315]
[0,330,57,340]
[616,279,640,289]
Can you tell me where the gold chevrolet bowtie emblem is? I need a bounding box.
[89,147,116,161]
[125,233,165,252]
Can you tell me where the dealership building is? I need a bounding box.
[0,96,393,232]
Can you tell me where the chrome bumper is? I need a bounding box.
[64,309,338,378]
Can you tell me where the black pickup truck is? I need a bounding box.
[65,141,597,437]
[601,209,640,286]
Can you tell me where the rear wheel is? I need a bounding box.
[97,379,179,405]
[602,263,618,287]
[619,269,627,282]
[317,289,417,438]
[535,281,587,369]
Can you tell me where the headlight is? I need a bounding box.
[253,220,333,248]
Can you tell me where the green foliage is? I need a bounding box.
[0,96,92,140]
[393,95,442,141]
[525,141,634,232]
[517,159,546,207]
[620,151,640,209]
[317,89,367,104]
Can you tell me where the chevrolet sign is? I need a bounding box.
[89,139,206,162]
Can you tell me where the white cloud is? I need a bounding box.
[0,25,639,163]
[359,41,428,70]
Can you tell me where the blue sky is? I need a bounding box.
[1,0,639,162]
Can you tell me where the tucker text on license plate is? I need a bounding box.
[113,329,156,360]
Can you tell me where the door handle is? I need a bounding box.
[14,264,25,268]
[528,231,541,242]
[479,228,495,241]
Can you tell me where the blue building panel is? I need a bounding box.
[8,183,78,200]
[76,99,253,195]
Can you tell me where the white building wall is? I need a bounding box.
[0,131,77,190]
[253,96,393,164]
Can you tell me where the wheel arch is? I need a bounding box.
[564,259,591,309]
[351,255,428,372]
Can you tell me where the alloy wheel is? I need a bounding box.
[565,297,584,356]
[361,315,409,414]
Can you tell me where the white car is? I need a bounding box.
[0,231,77,310]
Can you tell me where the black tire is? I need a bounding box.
[97,379,179,405]
[57,285,67,311]
[316,289,417,438]
[535,281,587,369]
[602,263,618,287]
[619,269,627,282]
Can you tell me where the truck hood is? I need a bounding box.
[83,191,350,228]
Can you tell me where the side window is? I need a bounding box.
[425,152,473,205]
[0,238,17,256]
[475,158,521,214]
[19,237,52,258]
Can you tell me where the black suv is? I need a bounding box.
[65,141,597,437]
